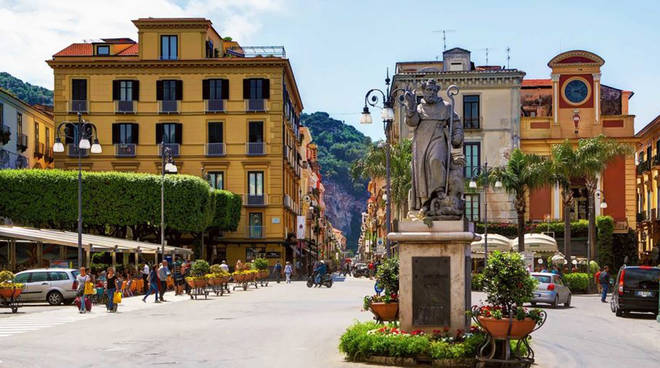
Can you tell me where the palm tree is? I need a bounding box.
[491,149,551,252]
[550,141,578,261]
[573,135,633,260]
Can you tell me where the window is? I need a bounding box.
[48,272,69,281]
[97,45,109,55]
[34,122,39,143]
[112,80,139,101]
[464,142,481,178]
[72,79,87,101]
[465,193,480,222]
[204,79,228,100]
[243,78,270,99]
[45,127,50,147]
[112,123,138,144]
[208,122,223,143]
[160,35,178,60]
[249,212,263,238]
[17,113,22,136]
[463,95,480,129]
[162,80,176,101]
[248,171,264,196]
[249,121,263,143]
[14,273,30,283]
[120,81,132,101]
[639,151,645,164]
[31,272,48,282]
[161,123,177,144]
[205,40,214,58]
[208,172,224,190]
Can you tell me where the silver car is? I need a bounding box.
[14,268,80,305]
[530,272,572,308]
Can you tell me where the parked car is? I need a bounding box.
[14,268,80,305]
[530,272,572,308]
[610,265,660,317]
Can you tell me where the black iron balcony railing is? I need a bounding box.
[17,134,28,152]
[246,142,265,156]
[205,99,225,113]
[158,143,179,157]
[115,100,135,114]
[67,144,89,157]
[69,100,88,113]
[115,143,136,157]
[206,142,225,156]
[244,194,267,207]
[246,99,266,112]
[637,160,650,175]
[159,100,178,114]
[248,225,264,239]
[653,155,660,167]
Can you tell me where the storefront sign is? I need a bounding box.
[266,251,281,259]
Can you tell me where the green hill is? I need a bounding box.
[0,72,53,106]
[301,112,372,251]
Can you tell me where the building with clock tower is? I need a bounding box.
[519,50,637,257]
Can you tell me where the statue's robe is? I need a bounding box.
[405,98,463,211]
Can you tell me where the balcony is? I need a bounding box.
[205,142,225,157]
[115,143,136,157]
[159,100,179,114]
[243,193,267,207]
[69,100,88,113]
[637,160,650,175]
[159,143,180,157]
[115,100,135,114]
[246,142,265,156]
[246,99,266,112]
[17,134,27,152]
[248,225,264,239]
[33,142,44,158]
[67,144,89,157]
[205,99,225,113]
[44,147,54,163]
[653,155,660,168]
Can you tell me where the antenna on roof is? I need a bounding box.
[475,48,497,65]
[432,29,456,51]
[506,47,511,69]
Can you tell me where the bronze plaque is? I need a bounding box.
[412,256,450,326]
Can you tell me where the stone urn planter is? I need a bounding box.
[477,316,536,339]
[370,302,399,322]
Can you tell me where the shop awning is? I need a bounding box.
[511,233,558,253]
[0,225,193,255]
[471,233,512,258]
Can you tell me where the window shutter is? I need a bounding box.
[202,79,210,100]
[155,123,163,144]
[112,81,120,101]
[243,79,250,99]
[175,123,183,144]
[263,79,270,99]
[132,81,139,101]
[221,79,229,99]
[131,123,139,144]
[156,80,163,101]
[175,80,183,100]
[112,124,120,144]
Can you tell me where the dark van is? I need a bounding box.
[610,266,660,317]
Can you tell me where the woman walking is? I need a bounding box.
[76,267,90,314]
[142,264,160,303]
[105,267,120,312]
[284,261,293,284]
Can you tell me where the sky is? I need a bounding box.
[1,0,659,140]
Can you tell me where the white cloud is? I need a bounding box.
[0,0,283,89]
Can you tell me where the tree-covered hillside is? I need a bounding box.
[301,112,372,250]
[0,72,53,106]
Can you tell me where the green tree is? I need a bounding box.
[550,140,578,261]
[491,149,551,252]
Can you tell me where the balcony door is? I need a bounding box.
[248,171,264,205]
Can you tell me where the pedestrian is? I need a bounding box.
[284,261,292,284]
[595,269,602,294]
[105,267,120,312]
[599,266,610,303]
[142,264,160,303]
[76,266,90,314]
[273,260,283,283]
[158,260,170,302]
[295,260,302,280]
[174,258,184,296]
[235,259,244,272]
[220,260,229,273]
[368,261,374,279]
[142,263,149,294]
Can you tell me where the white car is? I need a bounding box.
[14,268,80,305]
[530,272,572,308]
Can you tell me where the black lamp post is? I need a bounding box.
[53,112,102,268]
[468,162,502,264]
[360,69,406,258]
[160,140,177,262]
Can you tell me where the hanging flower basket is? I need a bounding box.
[477,316,536,339]
[370,302,399,322]
[0,286,23,299]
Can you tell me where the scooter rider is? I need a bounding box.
[314,260,327,287]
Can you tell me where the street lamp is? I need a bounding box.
[468,162,500,264]
[360,69,406,258]
[53,112,102,268]
[160,140,177,262]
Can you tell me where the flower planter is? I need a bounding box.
[370,302,399,321]
[0,287,22,299]
[477,316,536,339]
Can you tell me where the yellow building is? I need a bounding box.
[634,115,660,263]
[520,50,637,257]
[0,88,54,169]
[47,18,304,267]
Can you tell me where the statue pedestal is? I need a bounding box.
[389,221,478,334]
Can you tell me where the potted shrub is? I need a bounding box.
[254,258,269,279]
[190,260,210,288]
[0,270,24,299]
[364,257,399,321]
[470,251,545,339]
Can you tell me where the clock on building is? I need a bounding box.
[563,79,589,104]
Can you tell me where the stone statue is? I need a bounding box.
[403,80,464,221]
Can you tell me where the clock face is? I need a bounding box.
[564,79,589,104]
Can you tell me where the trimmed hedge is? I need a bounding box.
[0,169,240,233]
[597,216,614,268]
[563,272,589,292]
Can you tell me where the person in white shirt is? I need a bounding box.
[220,260,229,273]
[142,263,149,294]
[284,262,293,284]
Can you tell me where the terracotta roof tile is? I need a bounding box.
[522,79,552,87]
[117,44,138,56]
[53,43,93,57]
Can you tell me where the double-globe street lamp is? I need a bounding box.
[53,112,102,268]
[359,70,406,258]
[468,162,501,265]
[160,140,177,262]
